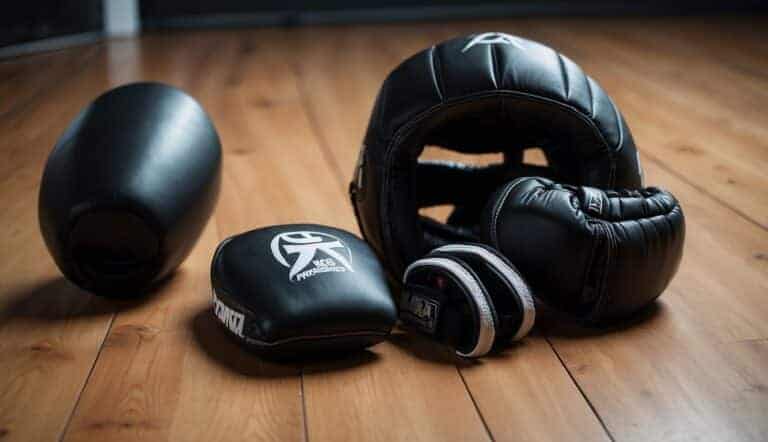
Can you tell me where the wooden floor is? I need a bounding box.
[1,15,767,442]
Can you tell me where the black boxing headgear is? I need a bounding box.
[351,32,644,277]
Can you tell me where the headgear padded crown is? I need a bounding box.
[351,32,644,276]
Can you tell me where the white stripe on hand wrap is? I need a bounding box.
[432,244,535,341]
[404,257,496,358]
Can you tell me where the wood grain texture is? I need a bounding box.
[0,43,120,442]
[0,45,101,120]
[303,334,491,442]
[0,15,766,442]
[459,339,609,441]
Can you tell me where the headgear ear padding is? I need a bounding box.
[480,177,685,321]
[401,243,535,357]
[351,32,644,277]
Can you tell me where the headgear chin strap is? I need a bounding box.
[351,32,644,277]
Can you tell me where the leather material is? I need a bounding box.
[351,33,643,278]
[39,82,221,296]
[210,224,397,358]
[403,254,497,357]
[481,177,685,321]
[401,243,535,357]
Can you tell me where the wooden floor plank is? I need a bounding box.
[459,339,609,441]
[0,45,101,120]
[303,334,491,442]
[0,275,113,442]
[0,42,126,442]
[614,17,768,80]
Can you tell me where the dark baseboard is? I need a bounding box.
[0,32,103,60]
[141,1,767,29]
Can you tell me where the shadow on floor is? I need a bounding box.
[534,300,666,340]
[388,329,477,367]
[388,301,665,361]
[0,273,172,323]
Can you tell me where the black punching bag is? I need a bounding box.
[39,82,222,296]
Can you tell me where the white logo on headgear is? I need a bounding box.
[462,32,526,52]
[270,231,353,282]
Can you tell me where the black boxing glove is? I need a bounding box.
[211,224,397,358]
[39,82,221,296]
[481,177,685,322]
[401,244,535,357]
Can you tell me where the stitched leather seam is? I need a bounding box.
[428,46,445,102]
[574,191,679,222]
[586,76,596,119]
[210,236,235,288]
[661,209,677,252]
[582,222,602,315]
[490,179,525,248]
[635,219,649,258]
[600,223,620,315]
[212,287,392,346]
[489,44,500,90]
[618,195,624,218]
[648,215,673,299]
[641,194,649,218]
[589,222,615,320]
[607,94,625,152]
[557,52,570,100]
[242,331,391,347]
[577,205,680,222]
